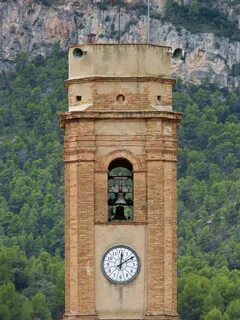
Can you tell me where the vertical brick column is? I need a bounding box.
[62,116,97,320]
[146,160,164,313]
[78,161,96,316]
[162,121,179,316]
[64,161,80,315]
[145,118,180,320]
[95,171,108,223]
[134,171,147,223]
[163,160,177,313]
[171,164,178,312]
[63,158,97,320]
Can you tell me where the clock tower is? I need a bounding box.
[60,44,182,320]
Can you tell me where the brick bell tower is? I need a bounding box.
[60,44,182,320]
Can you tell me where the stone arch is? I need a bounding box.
[100,150,142,172]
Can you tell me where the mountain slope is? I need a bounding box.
[1,0,240,87]
[1,1,240,319]
[0,48,240,319]
[0,48,66,320]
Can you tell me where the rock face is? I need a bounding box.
[214,0,240,31]
[174,0,240,29]
[1,0,240,88]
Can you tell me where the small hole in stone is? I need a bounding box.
[76,96,82,102]
[116,94,125,103]
[73,48,84,58]
[157,95,162,102]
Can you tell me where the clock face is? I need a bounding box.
[101,245,141,284]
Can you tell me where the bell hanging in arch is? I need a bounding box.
[115,192,127,205]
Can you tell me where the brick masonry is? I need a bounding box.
[61,111,181,320]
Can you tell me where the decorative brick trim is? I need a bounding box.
[144,314,180,320]
[63,317,180,320]
[98,149,144,171]
[63,314,98,320]
[60,112,182,129]
[64,76,176,89]
[95,221,148,225]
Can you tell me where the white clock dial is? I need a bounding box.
[101,245,141,284]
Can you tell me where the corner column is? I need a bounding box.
[145,118,180,320]
[62,118,97,320]
[64,160,80,316]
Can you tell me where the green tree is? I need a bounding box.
[179,274,209,319]
[32,291,52,320]
[225,300,240,320]
[189,0,199,16]
[205,308,223,320]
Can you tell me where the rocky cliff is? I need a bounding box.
[1,0,240,88]
[210,0,240,31]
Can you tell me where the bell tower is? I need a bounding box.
[60,44,182,320]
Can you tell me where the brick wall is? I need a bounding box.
[61,111,181,320]
[61,56,182,319]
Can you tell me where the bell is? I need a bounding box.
[172,48,186,62]
[112,205,127,221]
[115,192,127,205]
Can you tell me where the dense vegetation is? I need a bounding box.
[0,47,240,319]
[0,47,66,319]
[175,80,240,319]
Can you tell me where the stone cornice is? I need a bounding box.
[60,110,182,128]
[64,76,176,89]
[94,221,148,225]
[69,43,172,49]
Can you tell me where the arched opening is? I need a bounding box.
[108,158,133,222]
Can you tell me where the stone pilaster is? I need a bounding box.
[62,118,97,319]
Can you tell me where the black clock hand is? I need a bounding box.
[117,256,134,268]
[119,252,123,270]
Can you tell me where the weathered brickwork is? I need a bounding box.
[146,160,165,311]
[61,111,181,320]
[64,161,79,314]
[61,44,182,320]
[92,88,150,110]
[64,159,96,317]
[66,80,174,112]
[78,161,95,313]
[145,315,180,320]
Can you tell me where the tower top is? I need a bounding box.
[64,43,177,113]
[68,44,172,80]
